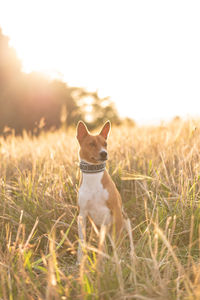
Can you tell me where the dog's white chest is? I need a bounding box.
[78,172,111,226]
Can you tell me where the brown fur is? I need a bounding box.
[101,170,124,234]
[77,120,124,234]
[76,121,124,263]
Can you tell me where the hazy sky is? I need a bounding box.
[0,0,200,124]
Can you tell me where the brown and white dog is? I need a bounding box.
[76,121,124,262]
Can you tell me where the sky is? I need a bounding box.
[0,0,200,124]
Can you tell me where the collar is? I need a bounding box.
[79,160,106,174]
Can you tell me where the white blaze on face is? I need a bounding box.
[100,147,107,153]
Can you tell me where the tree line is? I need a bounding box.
[0,28,122,135]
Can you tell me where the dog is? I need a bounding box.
[76,120,124,263]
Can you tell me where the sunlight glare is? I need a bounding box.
[0,0,200,123]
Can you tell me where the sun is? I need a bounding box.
[6,14,65,78]
[0,0,125,93]
[0,1,92,83]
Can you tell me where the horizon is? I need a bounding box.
[0,0,200,124]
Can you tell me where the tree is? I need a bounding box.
[0,28,122,134]
[0,29,22,132]
[0,28,21,88]
[79,91,121,130]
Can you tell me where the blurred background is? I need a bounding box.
[0,0,199,134]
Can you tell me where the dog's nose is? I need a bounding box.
[100,150,108,160]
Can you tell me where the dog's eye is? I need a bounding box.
[104,142,107,147]
[89,142,96,147]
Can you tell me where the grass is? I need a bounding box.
[1,119,200,299]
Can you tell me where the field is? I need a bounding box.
[0,119,200,300]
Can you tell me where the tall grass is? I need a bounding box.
[0,119,200,299]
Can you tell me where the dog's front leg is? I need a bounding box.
[77,212,86,263]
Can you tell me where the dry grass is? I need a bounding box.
[1,119,200,299]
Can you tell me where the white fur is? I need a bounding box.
[78,172,111,226]
[77,171,111,262]
[100,147,107,153]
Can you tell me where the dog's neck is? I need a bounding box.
[79,160,106,174]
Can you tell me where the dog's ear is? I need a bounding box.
[77,121,89,143]
[99,121,111,140]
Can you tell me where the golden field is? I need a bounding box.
[0,119,200,299]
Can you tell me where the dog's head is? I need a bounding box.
[76,121,111,164]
